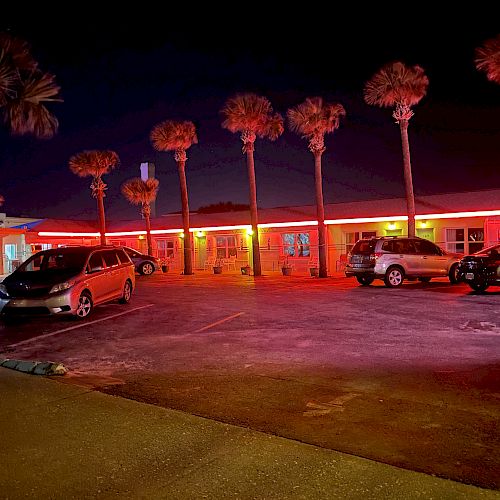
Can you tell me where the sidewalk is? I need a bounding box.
[1,369,498,499]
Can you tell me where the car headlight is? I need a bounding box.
[0,283,9,297]
[50,281,74,294]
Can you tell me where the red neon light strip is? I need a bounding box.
[37,209,500,237]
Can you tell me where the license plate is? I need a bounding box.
[465,273,474,280]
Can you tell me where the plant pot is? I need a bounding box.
[161,265,169,273]
[281,266,292,276]
[241,266,251,275]
[309,267,319,277]
[213,266,223,274]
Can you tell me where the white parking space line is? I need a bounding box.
[194,312,244,333]
[5,304,154,349]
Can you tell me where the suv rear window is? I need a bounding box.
[351,239,376,254]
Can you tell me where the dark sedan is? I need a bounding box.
[123,247,160,275]
[458,244,500,292]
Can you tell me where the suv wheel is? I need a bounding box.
[75,291,93,319]
[139,262,154,275]
[384,266,404,288]
[448,263,459,284]
[356,276,374,286]
[469,280,489,293]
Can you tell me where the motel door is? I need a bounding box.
[196,236,207,269]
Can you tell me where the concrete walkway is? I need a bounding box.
[1,369,498,499]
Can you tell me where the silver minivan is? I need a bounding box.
[0,246,135,319]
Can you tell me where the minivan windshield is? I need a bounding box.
[17,250,88,274]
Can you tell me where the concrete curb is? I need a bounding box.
[0,359,67,376]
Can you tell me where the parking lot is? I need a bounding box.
[1,271,499,490]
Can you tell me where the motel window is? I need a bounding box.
[362,231,377,239]
[445,228,465,253]
[345,232,360,254]
[110,240,127,247]
[216,236,237,258]
[468,228,484,254]
[157,240,174,259]
[282,233,310,257]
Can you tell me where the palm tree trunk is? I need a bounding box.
[246,148,262,277]
[97,191,106,246]
[314,152,328,278]
[144,205,153,256]
[177,160,193,275]
[399,120,416,237]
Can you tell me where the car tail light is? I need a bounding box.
[370,252,383,261]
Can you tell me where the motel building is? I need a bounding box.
[3,189,500,276]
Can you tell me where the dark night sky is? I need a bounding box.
[1,12,499,220]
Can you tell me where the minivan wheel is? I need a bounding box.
[469,280,489,293]
[119,280,133,304]
[75,292,93,319]
[356,275,374,286]
[384,266,404,287]
[139,262,154,275]
[448,263,459,284]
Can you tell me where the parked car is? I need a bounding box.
[123,246,160,275]
[345,236,461,287]
[0,246,135,319]
[457,243,500,292]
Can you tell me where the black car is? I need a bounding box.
[458,244,500,292]
[122,246,160,275]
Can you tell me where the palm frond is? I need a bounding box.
[221,93,283,140]
[0,49,18,106]
[364,62,429,108]
[69,150,120,178]
[122,178,159,205]
[6,99,59,138]
[287,97,345,138]
[475,34,500,84]
[0,33,37,72]
[0,194,4,206]
[150,120,197,152]
[2,71,61,137]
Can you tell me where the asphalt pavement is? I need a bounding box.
[1,368,498,499]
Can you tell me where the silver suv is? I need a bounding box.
[345,236,461,287]
[0,246,135,319]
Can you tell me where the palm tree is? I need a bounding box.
[150,120,197,275]
[475,34,500,84]
[287,97,345,278]
[221,93,284,276]
[0,32,61,138]
[364,62,429,237]
[121,178,159,256]
[69,150,120,245]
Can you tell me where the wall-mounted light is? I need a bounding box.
[420,220,427,228]
[138,234,145,240]
[246,228,254,236]
[196,231,205,238]
[179,232,185,239]
[388,222,397,230]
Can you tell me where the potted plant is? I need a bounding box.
[241,264,252,275]
[281,255,293,276]
[213,258,223,274]
[160,258,169,273]
[309,260,319,277]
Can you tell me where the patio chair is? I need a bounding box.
[225,255,237,270]
[204,256,216,270]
